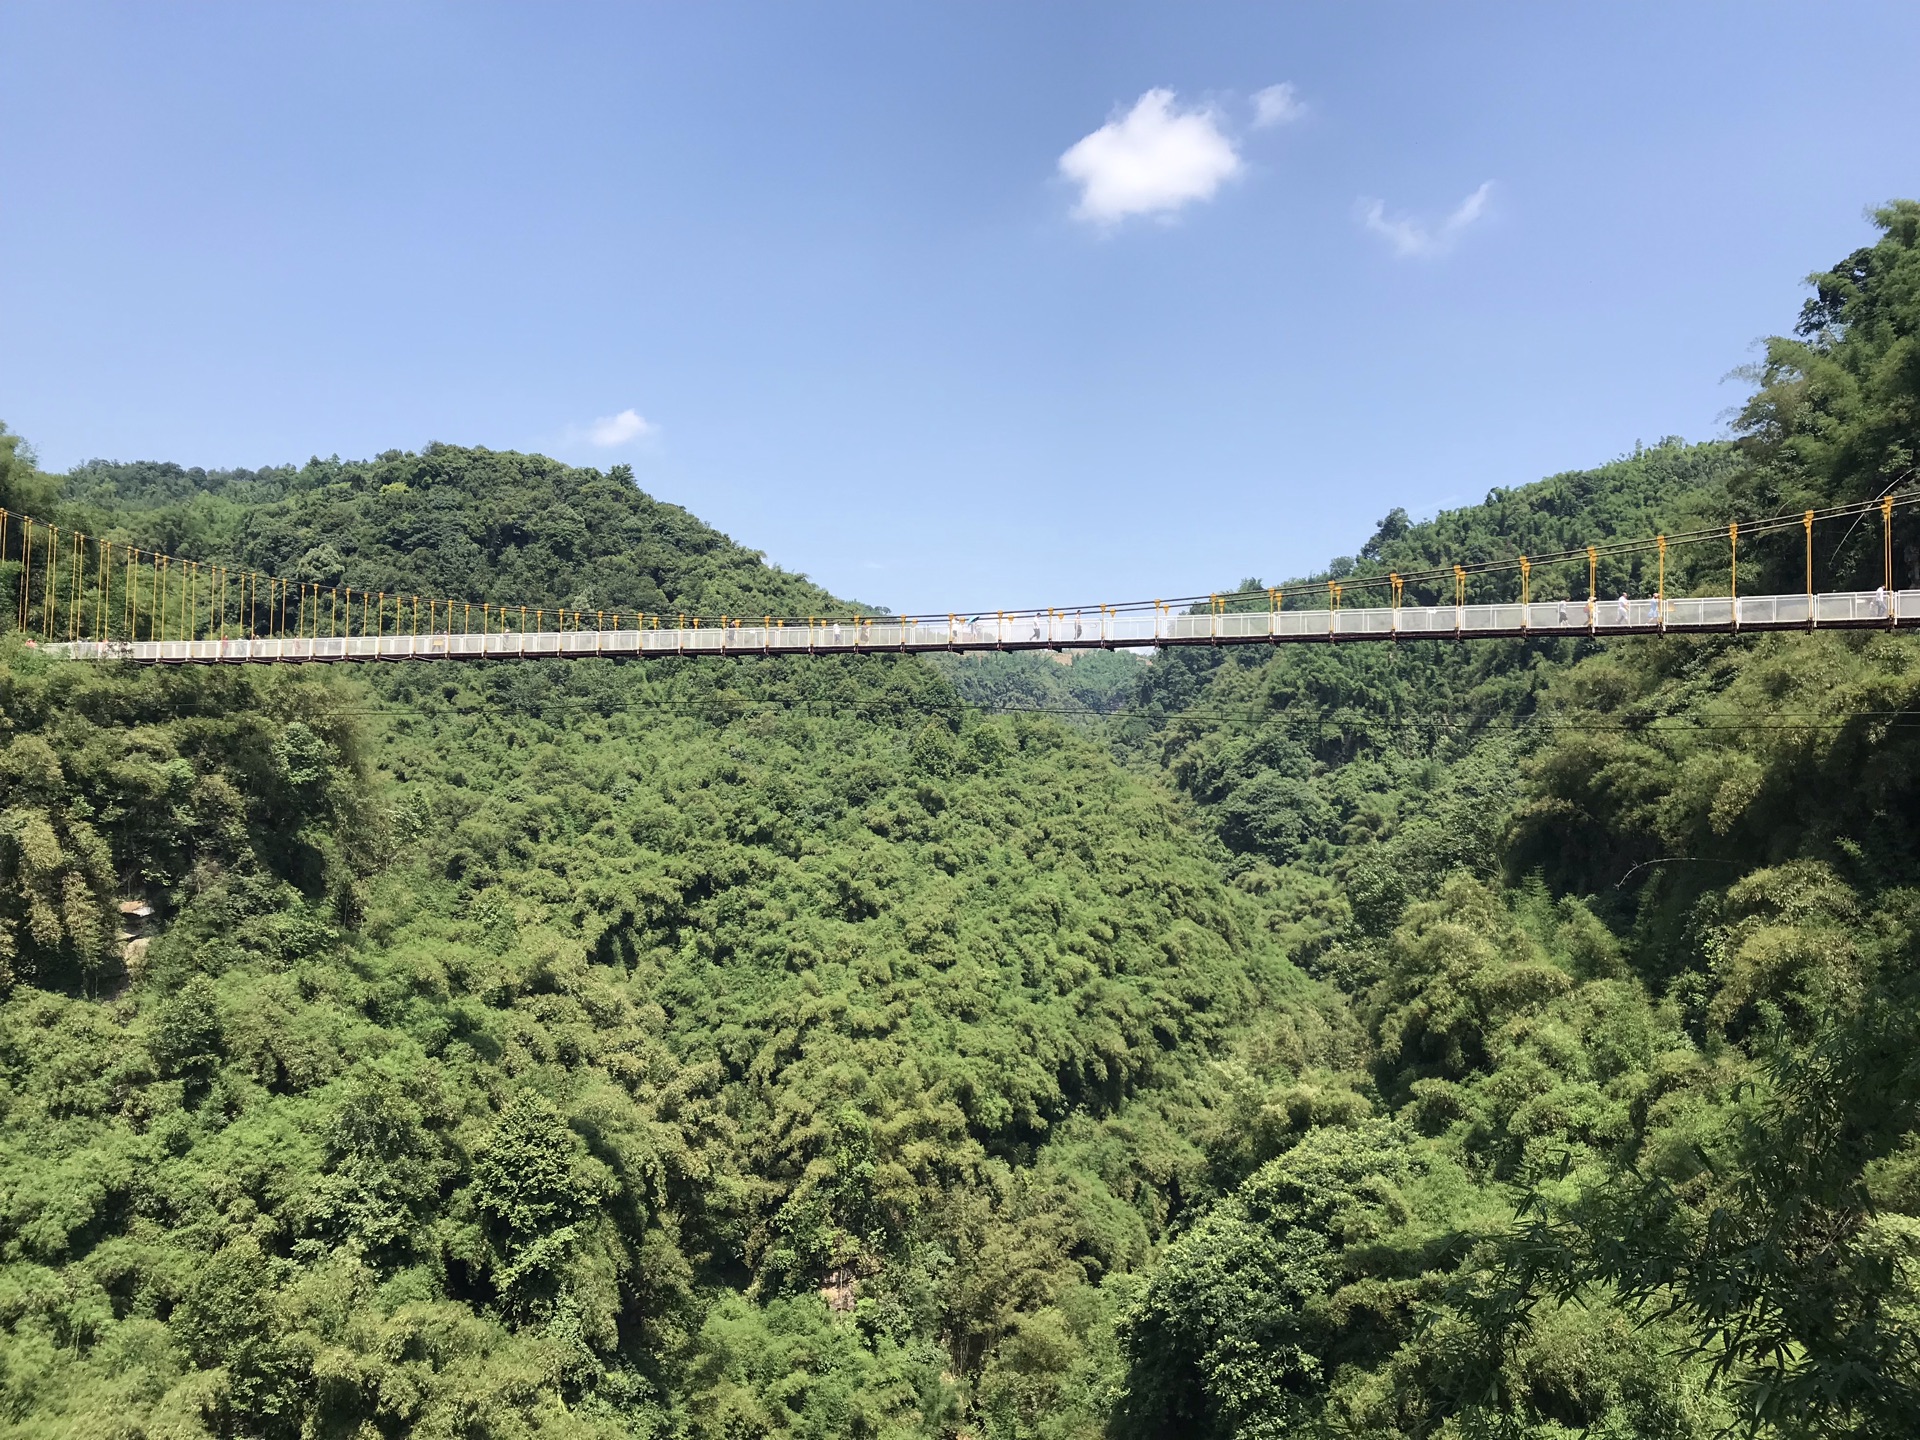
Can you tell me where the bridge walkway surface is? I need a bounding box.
[42,589,1918,665]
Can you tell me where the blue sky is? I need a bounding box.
[2,3,1916,615]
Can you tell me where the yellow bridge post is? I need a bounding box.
[44,525,58,640]
[1730,522,1740,630]
[1885,495,1897,606]
[1805,510,1816,628]
[1657,535,1667,627]
[22,520,33,633]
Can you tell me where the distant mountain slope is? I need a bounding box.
[1123,439,1742,886]
[929,648,1148,719]
[64,445,855,621]
[1344,436,1737,589]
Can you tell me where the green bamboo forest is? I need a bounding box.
[3,203,1919,1439]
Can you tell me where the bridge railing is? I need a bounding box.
[39,589,1915,664]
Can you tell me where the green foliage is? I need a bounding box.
[306,1063,452,1264]
[1730,201,1920,587]
[931,650,1148,721]
[7,203,1920,1439]
[1104,202,1920,1440]
[1114,1120,1426,1439]
[0,648,370,995]
[62,445,853,622]
[687,1292,944,1438]
[0,443,1341,1436]
[0,422,55,517]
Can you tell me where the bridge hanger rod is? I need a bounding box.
[4,490,1914,638]
[991,491,1920,621]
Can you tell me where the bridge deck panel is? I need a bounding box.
[41,590,1917,665]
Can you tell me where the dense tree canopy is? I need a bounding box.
[4,202,1920,1438]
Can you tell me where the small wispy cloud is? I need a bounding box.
[1059,89,1242,224]
[1360,181,1495,258]
[1251,83,1304,129]
[584,408,656,447]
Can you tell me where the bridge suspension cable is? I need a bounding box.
[1,492,1915,659]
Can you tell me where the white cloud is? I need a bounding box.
[1251,83,1304,129]
[1059,89,1242,224]
[585,408,656,446]
[1360,181,1495,258]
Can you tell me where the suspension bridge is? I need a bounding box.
[4,496,1916,665]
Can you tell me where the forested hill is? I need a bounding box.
[1,200,1919,1440]
[58,445,851,622]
